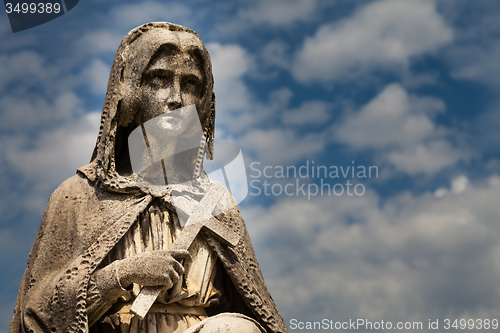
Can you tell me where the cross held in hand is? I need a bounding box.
[129,182,240,320]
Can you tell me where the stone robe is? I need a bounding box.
[10,165,287,333]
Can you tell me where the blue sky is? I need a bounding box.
[1,0,500,331]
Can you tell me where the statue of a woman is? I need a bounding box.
[10,22,287,333]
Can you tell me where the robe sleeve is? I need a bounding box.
[10,175,94,333]
[86,262,131,327]
[10,174,151,333]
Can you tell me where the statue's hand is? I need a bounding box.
[116,249,192,289]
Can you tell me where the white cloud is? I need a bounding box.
[448,42,500,87]
[84,59,111,95]
[213,0,321,36]
[76,30,123,56]
[3,112,100,212]
[439,1,500,88]
[292,0,453,82]
[0,91,82,131]
[208,43,333,165]
[6,111,100,180]
[282,101,331,126]
[207,43,256,130]
[334,84,443,149]
[452,175,468,194]
[333,84,468,175]
[243,175,500,327]
[110,2,192,30]
[240,128,326,165]
[0,30,37,52]
[236,0,319,27]
[387,140,465,175]
[0,51,53,91]
[435,175,469,198]
[260,40,291,71]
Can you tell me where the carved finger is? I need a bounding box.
[171,259,185,275]
[169,249,192,261]
[162,277,173,289]
[167,269,180,284]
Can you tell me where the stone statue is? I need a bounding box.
[10,22,287,333]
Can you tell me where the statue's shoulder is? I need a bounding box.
[60,172,92,191]
[48,167,96,205]
[38,172,98,232]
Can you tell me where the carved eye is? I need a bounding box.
[144,70,172,89]
[182,76,201,94]
[148,75,168,88]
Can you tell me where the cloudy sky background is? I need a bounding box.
[1,0,500,331]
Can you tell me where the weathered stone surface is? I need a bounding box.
[10,22,288,333]
[130,183,240,320]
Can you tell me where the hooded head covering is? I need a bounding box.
[88,22,215,193]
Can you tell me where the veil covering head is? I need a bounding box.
[89,22,215,192]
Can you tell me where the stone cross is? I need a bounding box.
[129,183,240,320]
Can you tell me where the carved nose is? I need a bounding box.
[167,81,182,110]
[167,100,181,110]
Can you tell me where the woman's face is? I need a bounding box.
[139,48,204,134]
